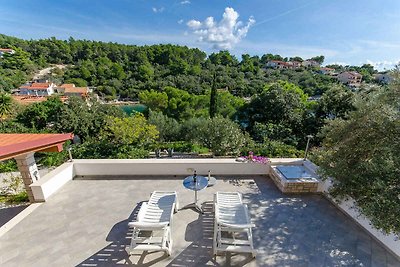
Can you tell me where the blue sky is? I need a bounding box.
[1,0,399,69]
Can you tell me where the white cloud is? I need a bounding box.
[237,40,339,60]
[327,61,350,66]
[186,7,255,50]
[177,19,184,24]
[152,7,164,13]
[180,0,191,4]
[187,20,202,29]
[365,59,399,71]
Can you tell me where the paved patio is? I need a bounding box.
[0,175,398,266]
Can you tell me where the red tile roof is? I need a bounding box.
[270,60,286,64]
[0,48,14,52]
[0,133,73,161]
[61,84,75,88]
[64,87,89,94]
[11,95,68,105]
[19,83,53,90]
[12,95,48,104]
[30,83,51,88]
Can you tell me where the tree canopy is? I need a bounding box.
[316,79,400,234]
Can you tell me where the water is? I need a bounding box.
[120,104,147,115]
[276,165,316,180]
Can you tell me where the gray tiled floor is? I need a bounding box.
[0,176,398,266]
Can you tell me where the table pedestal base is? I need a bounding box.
[180,202,203,213]
[181,189,204,213]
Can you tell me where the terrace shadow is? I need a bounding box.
[76,201,170,266]
[166,201,255,267]
[0,204,29,227]
[242,176,379,266]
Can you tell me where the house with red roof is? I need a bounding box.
[302,59,320,68]
[56,83,91,97]
[12,95,68,105]
[265,60,302,70]
[19,82,56,96]
[319,67,335,75]
[0,48,15,57]
[337,71,363,87]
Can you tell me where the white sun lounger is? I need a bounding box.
[213,192,256,257]
[128,191,178,256]
[214,191,243,207]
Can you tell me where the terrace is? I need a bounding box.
[0,159,399,266]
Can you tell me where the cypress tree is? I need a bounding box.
[209,72,217,118]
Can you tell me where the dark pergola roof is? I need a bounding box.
[0,133,74,161]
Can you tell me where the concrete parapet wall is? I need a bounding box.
[30,162,74,202]
[72,158,270,176]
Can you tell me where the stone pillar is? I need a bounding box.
[14,153,41,203]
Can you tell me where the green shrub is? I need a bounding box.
[148,111,181,142]
[7,191,29,203]
[242,140,303,158]
[196,116,247,156]
[115,146,149,159]
[74,139,150,159]
[162,141,210,154]
[36,141,71,167]
[191,144,209,154]
[37,150,69,167]
[162,141,192,152]
[0,160,18,173]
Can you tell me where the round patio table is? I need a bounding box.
[182,175,208,213]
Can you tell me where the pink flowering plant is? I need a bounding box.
[240,151,270,164]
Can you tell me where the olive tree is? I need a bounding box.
[316,79,400,234]
[197,116,247,156]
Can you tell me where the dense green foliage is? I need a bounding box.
[194,116,249,156]
[1,33,380,158]
[0,160,18,173]
[1,33,379,98]
[0,93,13,118]
[0,33,397,235]
[0,191,29,204]
[316,77,400,234]
[0,33,369,159]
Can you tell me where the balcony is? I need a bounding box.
[0,159,399,266]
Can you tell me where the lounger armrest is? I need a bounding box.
[128,221,169,229]
[219,222,255,229]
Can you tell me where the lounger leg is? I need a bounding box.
[248,229,256,258]
[213,220,218,256]
[174,199,179,212]
[128,229,139,255]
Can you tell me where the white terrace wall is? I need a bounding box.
[30,158,270,202]
[30,162,74,202]
[72,159,270,176]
